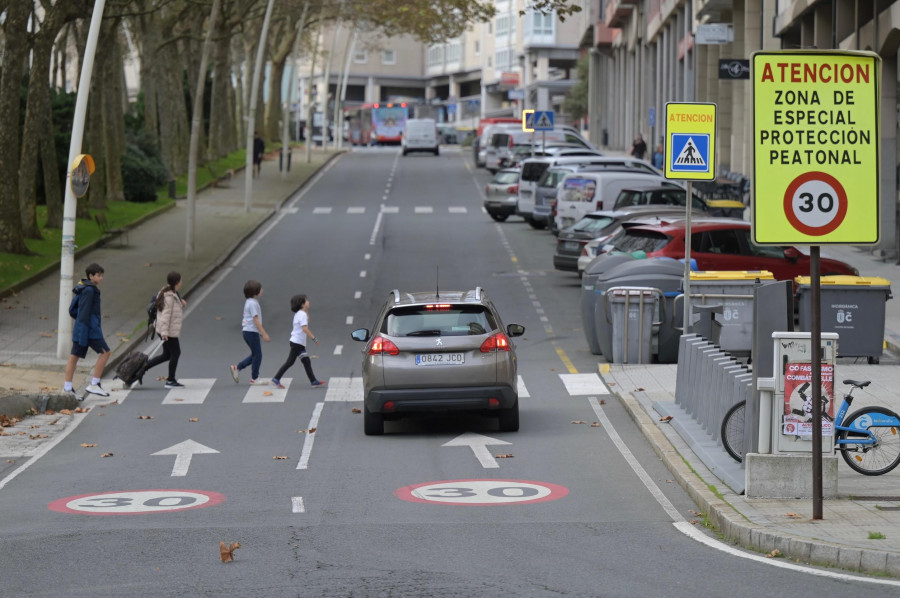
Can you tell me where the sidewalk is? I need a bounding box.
[2,151,900,578]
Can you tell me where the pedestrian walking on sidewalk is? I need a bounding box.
[230,280,270,384]
[253,131,265,178]
[630,133,647,160]
[64,263,111,398]
[143,272,187,388]
[270,294,326,389]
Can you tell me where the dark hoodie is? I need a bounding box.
[72,279,103,346]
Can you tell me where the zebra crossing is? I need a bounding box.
[309,206,471,215]
[108,373,608,405]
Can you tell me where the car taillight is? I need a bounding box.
[508,185,518,194]
[369,336,399,356]
[596,201,602,210]
[480,332,511,352]
[581,246,589,256]
[485,185,490,193]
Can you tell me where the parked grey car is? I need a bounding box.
[351,289,525,435]
[483,168,521,222]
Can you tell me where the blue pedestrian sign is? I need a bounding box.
[669,134,711,175]
[528,110,554,131]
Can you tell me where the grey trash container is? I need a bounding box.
[688,271,775,356]
[593,258,686,362]
[796,275,892,363]
[580,253,639,354]
[608,287,659,364]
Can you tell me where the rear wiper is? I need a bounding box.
[406,329,442,337]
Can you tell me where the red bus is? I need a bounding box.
[346,102,410,146]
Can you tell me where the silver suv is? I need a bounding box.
[351,288,525,435]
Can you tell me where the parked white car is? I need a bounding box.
[554,171,668,231]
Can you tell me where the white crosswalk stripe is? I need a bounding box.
[559,373,607,396]
[448,206,467,214]
[243,379,292,403]
[517,375,530,398]
[414,206,433,214]
[312,207,332,214]
[347,207,365,214]
[161,379,216,404]
[323,377,363,401]
[382,206,399,213]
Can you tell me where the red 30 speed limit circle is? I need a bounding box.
[395,479,569,506]
[783,171,848,236]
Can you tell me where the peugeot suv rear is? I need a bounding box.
[351,288,525,435]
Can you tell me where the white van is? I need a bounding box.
[402,119,439,156]
[555,171,668,230]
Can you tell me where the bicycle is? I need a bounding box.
[720,379,900,475]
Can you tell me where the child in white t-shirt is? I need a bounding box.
[271,294,326,389]
[230,280,270,384]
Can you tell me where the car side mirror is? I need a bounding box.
[783,247,801,262]
[507,324,525,337]
[351,328,370,342]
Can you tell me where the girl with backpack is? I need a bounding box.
[143,271,187,388]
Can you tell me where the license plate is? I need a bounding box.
[563,241,580,251]
[416,353,465,366]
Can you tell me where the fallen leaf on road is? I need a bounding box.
[6,459,14,463]
[138,415,153,420]
[297,429,308,433]
[766,549,781,558]
[48,418,60,425]
[101,453,113,458]
[785,512,803,519]
[74,407,89,413]
[571,420,586,424]
[599,399,606,405]
[351,408,361,414]
[81,443,97,447]
[659,415,674,422]
[39,333,52,338]
[690,519,698,525]
[273,456,288,460]
[29,434,48,439]
[189,418,199,422]
[634,387,645,392]
[665,480,673,483]
[59,409,73,415]
[262,391,273,396]
[495,454,514,459]
[215,316,223,321]
[45,409,56,415]
[173,398,184,402]
[308,427,316,433]
[590,422,601,427]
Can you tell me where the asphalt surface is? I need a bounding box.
[0,146,899,596]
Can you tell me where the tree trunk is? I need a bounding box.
[136,13,160,150]
[41,95,64,229]
[208,21,234,159]
[87,24,111,211]
[103,28,126,202]
[0,0,30,254]
[156,39,191,177]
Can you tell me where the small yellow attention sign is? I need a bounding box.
[522,109,534,133]
[664,103,717,181]
[752,50,881,245]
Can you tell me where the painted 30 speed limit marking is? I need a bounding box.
[48,489,225,515]
[783,171,848,236]
[395,479,569,506]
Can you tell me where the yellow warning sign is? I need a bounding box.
[752,50,881,245]
[664,103,717,181]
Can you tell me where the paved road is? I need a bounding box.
[0,148,889,596]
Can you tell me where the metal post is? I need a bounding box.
[682,181,694,334]
[243,0,276,212]
[811,246,823,519]
[335,30,357,151]
[57,0,106,359]
[186,0,221,259]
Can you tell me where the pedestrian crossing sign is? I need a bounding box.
[664,102,716,180]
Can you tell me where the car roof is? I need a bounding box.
[388,289,490,307]
[626,218,752,234]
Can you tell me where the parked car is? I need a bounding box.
[437,124,458,144]
[350,288,526,435]
[483,168,521,222]
[591,218,859,282]
[473,118,520,167]
[553,207,696,274]
[500,143,602,169]
[486,128,592,173]
[612,186,706,211]
[554,171,668,231]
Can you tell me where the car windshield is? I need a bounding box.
[538,168,570,189]
[521,161,552,182]
[383,306,496,337]
[492,171,520,184]
[614,229,671,253]
[573,215,615,233]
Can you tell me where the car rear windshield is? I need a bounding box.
[492,171,520,184]
[573,215,616,233]
[538,168,571,189]
[614,230,671,254]
[383,306,497,337]
[521,162,552,182]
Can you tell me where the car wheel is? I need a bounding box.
[434,148,440,156]
[364,405,384,436]
[527,218,546,230]
[489,212,509,222]
[498,400,519,432]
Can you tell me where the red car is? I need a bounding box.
[610,218,859,280]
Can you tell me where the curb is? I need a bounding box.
[600,364,900,577]
[0,392,81,419]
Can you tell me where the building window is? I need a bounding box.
[495,48,513,71]
[353,49,367,64]
[525,10,555,37]
[495,14,516,37]
[427,45,444,67]
[381,49,396,65]
[474,40,480,56]
[446,42,461,63]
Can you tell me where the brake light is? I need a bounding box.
[369,336,399,355]
[508,185,518,194]
[426,304,451,310]
[596,201,603,210]
[480,332,511,352]
[485,185,490,193]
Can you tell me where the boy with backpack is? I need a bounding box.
[64,263,111,398]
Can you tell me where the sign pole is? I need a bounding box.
[683,181,693,333]
[810,246,823,519]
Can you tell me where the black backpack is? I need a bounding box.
[146,293,159,338]
[115,351,149,386]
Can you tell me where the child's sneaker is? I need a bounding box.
[250,379,268,385]
[271,379,285,389]
[164,380,185,388]
[64,387,81,401]
[85,383,109,397]
[311,380,326,387]
[229,364,239,383]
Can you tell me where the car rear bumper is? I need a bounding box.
[553,253,579,271]
[532,206,550,222]
[365,385,518,413]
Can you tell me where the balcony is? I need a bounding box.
[605,1,636,29]
[594,23,620,47]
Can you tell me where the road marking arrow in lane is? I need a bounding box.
[152,439,220,477]
[442,432,511,469]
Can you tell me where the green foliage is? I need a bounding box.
[868,531,886,540]
[562,54,589,121]
[121,134,169,203]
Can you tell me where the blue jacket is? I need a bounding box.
[72,279,103,345]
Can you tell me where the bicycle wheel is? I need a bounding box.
[838,406,900,476]
[721,401,746,463]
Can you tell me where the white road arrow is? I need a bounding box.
[152,439,220,477]
[442,432,511,469]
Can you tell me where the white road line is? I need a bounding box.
[292,496,306,513]
[297,402,324,470]
[415,206,433,214]
[312,207,332,214]
[333,345,343,355]
[243,379,290,403]
[560,374,608,396]
[369,211,383,246]
[345,316,354,325]
[281,207,299,214]
[0,410,92,490]
[347,206,365,214]
[161,379,216,404]
[354,291,362,299]
[448,206,467,213]
[323,376,363,401]
[381,206,399,214]
[517,375,530,398]
[359,270,367,278]
[364,253,371,260]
